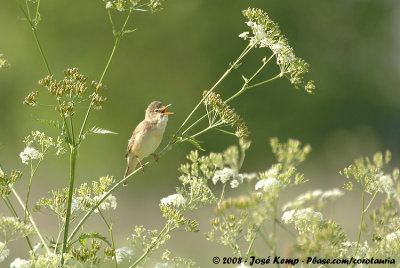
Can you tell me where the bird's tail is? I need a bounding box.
[123,157,138,186]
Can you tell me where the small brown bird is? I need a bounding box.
[124,101,173,184]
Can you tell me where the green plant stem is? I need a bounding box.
[78,10,133,144]
[364,191,377,213]
[351,190,377,267]
[225,72,281,103]
[245,227,259,260]
[32,28,52,75]
[61,146,77,265]
[16,0,52,75]
[353,190,365,260]
[24,159,42,223]
[16,0,74,142]
[176,43,254,135]
[271,200,278,257]
[11,187,50,254]
[69,113,76,145]
[130,222,171,268]
[99,211,118,268]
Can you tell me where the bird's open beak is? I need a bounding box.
[161,104,173,115]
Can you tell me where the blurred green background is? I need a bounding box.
[1,0,399,266]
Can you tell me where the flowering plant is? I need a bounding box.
[1,1,398,268]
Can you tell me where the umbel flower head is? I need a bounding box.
[19,131,66,165]
[203,91,249,139]
[103,0,165,12]
[240,8,315,94]
[24,68,106,116]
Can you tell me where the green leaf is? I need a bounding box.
[78,232,112,248]
[81,126,118,140]
[88,126,118,135]
[35,118,62,130]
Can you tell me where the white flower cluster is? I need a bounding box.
[105,1,113,8]
[240,8,315,93]
[71,194,117,213]
[0,217,33,242]
[371,174,394,194]
[19,147,41,165]
[339,241,370,258]
[212,168,257,188]
[10,258,30,268]
[255,178,283,193]
[0,242,10,263]
[95,194,117,212]
[381,231,400,252]
[20,131,66,164]
[10,253,71,268]
[282,208,323,234]
[115,246,134,264]
[254,165,284,193]
[160,194,186,207]
[282,188,344,211]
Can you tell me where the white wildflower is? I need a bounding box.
[283,188,344,211]
[10,258,31,268]
[0,242,9,263]
[99,195,117,211]
[105,1,113,9]
[385,231,400,243]
[71,197,83,212]
[320,188,344,200]
[115,247,133,264]
[212,168,236,184]
[282,210,296,224]
[0,217,34,242]
[255,178,283,193]
[241,172,257,181]
[375,175,394,194]
[340,241,370,258]
[32,243,42,253]
[382,231,400,251]
[0,167,4,177]
[282,208,323,234]
[19,146,41,164]
[264,165,280,178]
[160,194,185,207]
[93,195,117,213]
[230,179,239,188]
[238,31,249,39]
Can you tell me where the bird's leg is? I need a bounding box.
[151,153,159,162]
[136,156,146,171]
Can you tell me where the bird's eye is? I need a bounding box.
[155,109,160,113]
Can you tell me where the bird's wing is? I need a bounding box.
[125,120,147,158]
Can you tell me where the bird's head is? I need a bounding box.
[145,101,173,121]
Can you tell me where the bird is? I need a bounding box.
[124,101,173,185]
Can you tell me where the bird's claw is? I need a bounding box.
[140,163,146,172]
[151,153,159,162]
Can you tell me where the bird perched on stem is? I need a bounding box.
[124,101,173,185]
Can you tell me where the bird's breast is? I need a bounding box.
[133,126,165,159]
